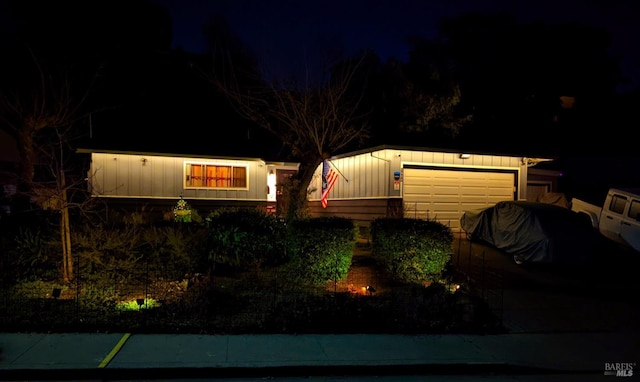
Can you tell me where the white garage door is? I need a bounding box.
[403,167,516,232]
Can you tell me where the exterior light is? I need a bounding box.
[459,154,471,159]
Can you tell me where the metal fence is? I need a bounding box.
[451,234,504,326]
[1,241,505,334]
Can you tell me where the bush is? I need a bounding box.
[73,215,209,283]
[1,212,60,282]
[370,218,453,283]
[284,217,358,286]
[205,208,288,271]
[140,223,209,279]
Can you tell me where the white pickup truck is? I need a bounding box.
[571,188,640,252]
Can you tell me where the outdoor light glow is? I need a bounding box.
[116,298,160,311]
[267,170,277,201]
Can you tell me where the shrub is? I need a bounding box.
[2,220,59,282]
[284,217,358,286]
[72,222,143,283]
[140,224,209,279]
[205,208,287,271]
[370,218,453,283]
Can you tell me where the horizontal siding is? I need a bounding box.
[308,199,402,229]
[89,153,267,201]
[310,148,527,201]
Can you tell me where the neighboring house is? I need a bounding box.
[78,145,560,230]
[307,145,558,233]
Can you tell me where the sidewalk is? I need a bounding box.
[1,331,638,380]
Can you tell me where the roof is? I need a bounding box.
[331,144,556,161]
[78,142,557,166]
[76,147,266,162]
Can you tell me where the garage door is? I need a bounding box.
[403,166,516,232]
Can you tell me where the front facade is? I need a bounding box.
[79,146,557,228]
[78,149,298,219]
[308,146,555,233]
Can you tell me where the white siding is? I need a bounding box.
[309,151,391,201]
[309,148,528,203]
[88,153,267,201]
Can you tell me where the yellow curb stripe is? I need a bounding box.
[98,333,131,368]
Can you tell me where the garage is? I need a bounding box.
[402,165,517,232]
[308,146,545,230]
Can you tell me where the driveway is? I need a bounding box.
[451,234,640,333]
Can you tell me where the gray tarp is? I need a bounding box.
[460,201,594,264]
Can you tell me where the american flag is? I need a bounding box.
[321,159,338,208]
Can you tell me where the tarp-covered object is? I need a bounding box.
[460,201,594,264]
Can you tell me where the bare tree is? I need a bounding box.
[0,49,98,282]
[32,126,100,282]
[0,48,96,212]
[206,51,371,220]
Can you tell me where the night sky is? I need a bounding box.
[1,0,639,195]
[150,0,640,92]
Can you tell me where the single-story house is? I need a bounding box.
[307,145,557,232]
[76,148,299,219]
[78,145,559,231]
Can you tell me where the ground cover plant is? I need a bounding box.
[0,208,505,334]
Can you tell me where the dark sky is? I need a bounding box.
[151,0,640,92]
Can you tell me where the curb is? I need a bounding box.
[0,363,603,380]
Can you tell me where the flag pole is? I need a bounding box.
[328,160,349,183]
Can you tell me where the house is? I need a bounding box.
[307,145,558,233]
[76,148,299,220]
[78,145,559,231]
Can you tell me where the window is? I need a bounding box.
[609,194,628,215]
[185,163,247,189]
[628,200,640,222]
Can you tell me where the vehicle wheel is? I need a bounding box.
[513,255,524,265]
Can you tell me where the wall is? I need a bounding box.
[88,152,268,202]
[308,147,528,202]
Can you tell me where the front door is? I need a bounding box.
[276,169,297,217]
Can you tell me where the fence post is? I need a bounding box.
[76,250,80,324]
[467,239,472,277]
[481,250,486,299]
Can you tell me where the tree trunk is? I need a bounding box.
[59,171,73,283]
[286,159,322,221]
